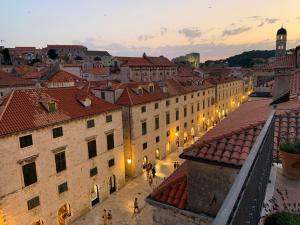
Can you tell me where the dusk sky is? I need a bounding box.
[1,0,300,61]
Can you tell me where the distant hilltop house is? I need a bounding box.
[172,52,200,69]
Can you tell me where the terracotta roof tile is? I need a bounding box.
[48,70,85,82]
[0,87,120,136]
[84,67,109,76]
[116,83,164,106]
[150,162,188,209]
[0,71,35,87]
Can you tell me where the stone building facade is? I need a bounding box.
[0,88,125,225]
[112,54,178,82]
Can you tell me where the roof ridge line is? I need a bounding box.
[200,121,265,145]
[126,87,134,105]
[0,90,15,121]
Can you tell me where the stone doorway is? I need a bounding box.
[109,175,116,194]
[58,203,71,225]
[91,184,100,207]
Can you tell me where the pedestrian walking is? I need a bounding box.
[146,166,150,180]
[102,209,107,225]
[107,210,112,225]
[134,197,139,214]
[177,161,180,168]
[148,174,153,188]
[173,161,177,170]
[152,167,156,178]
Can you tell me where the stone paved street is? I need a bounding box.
[71,148,186,225]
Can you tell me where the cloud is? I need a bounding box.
[265,17,279,24]
[257,22,265,27]
[138,35,155,41]
[249,16,261,20]
[178,28,202,44]
[160,27,168,36]
[222,26,251,36]
[72,37,300,61]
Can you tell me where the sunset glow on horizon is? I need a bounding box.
[1,0,300,61]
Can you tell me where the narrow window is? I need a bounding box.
[176,110,179,120]
[141,106,146,113]
[52,127,63,138]
[143,142,147,150]
[90,167,98,177]
[55,151,67,173]
[156,136,160,143]
[155,116,160,130]
[106,115,112,123]
[166,113,170,125]
[108,158,115,167]
[142,121,147,135]
[27,196,40,210]
[22,162,37,186]
[88,140,97,158]
[58,182,68,194]
[19,135,33,148]
[87,119,95,128]
[106,133,115,150]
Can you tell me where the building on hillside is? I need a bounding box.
[45,45,88,61]
[8,47,45,65]
[0,70,36,98]
[0,88,125,225]
[111,53,177,82]
[146,97,300,225]
[84,50,112,67]
[172,52,200,69]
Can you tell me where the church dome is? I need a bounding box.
[277,27,287,35]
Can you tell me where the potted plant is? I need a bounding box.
[280,141,300,180]
[262,189,300,225]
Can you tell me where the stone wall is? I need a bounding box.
[152,204,213,225]
[187,161,238,216]
[0,109,125,225]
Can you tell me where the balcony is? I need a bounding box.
[212,110,300,225]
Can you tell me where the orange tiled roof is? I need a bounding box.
[205,76,242,85]
[150,98,300,210]
[116,84,164,106]
[0,71,35,87]
[254,54,296,71]
[48,70,85,82]
[84,67,109,76]
[150,162,188,209]
[182,122,264,166]
[115,55,175,67]
[22,71,45,79]
[0,87,120,136]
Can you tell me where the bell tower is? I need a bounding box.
[276,26,287,58]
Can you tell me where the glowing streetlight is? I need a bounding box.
[127,158,132,164]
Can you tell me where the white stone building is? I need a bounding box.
[0,87,125,225]
[111,53,177,82]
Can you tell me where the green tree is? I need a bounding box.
[47,49,58,60]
